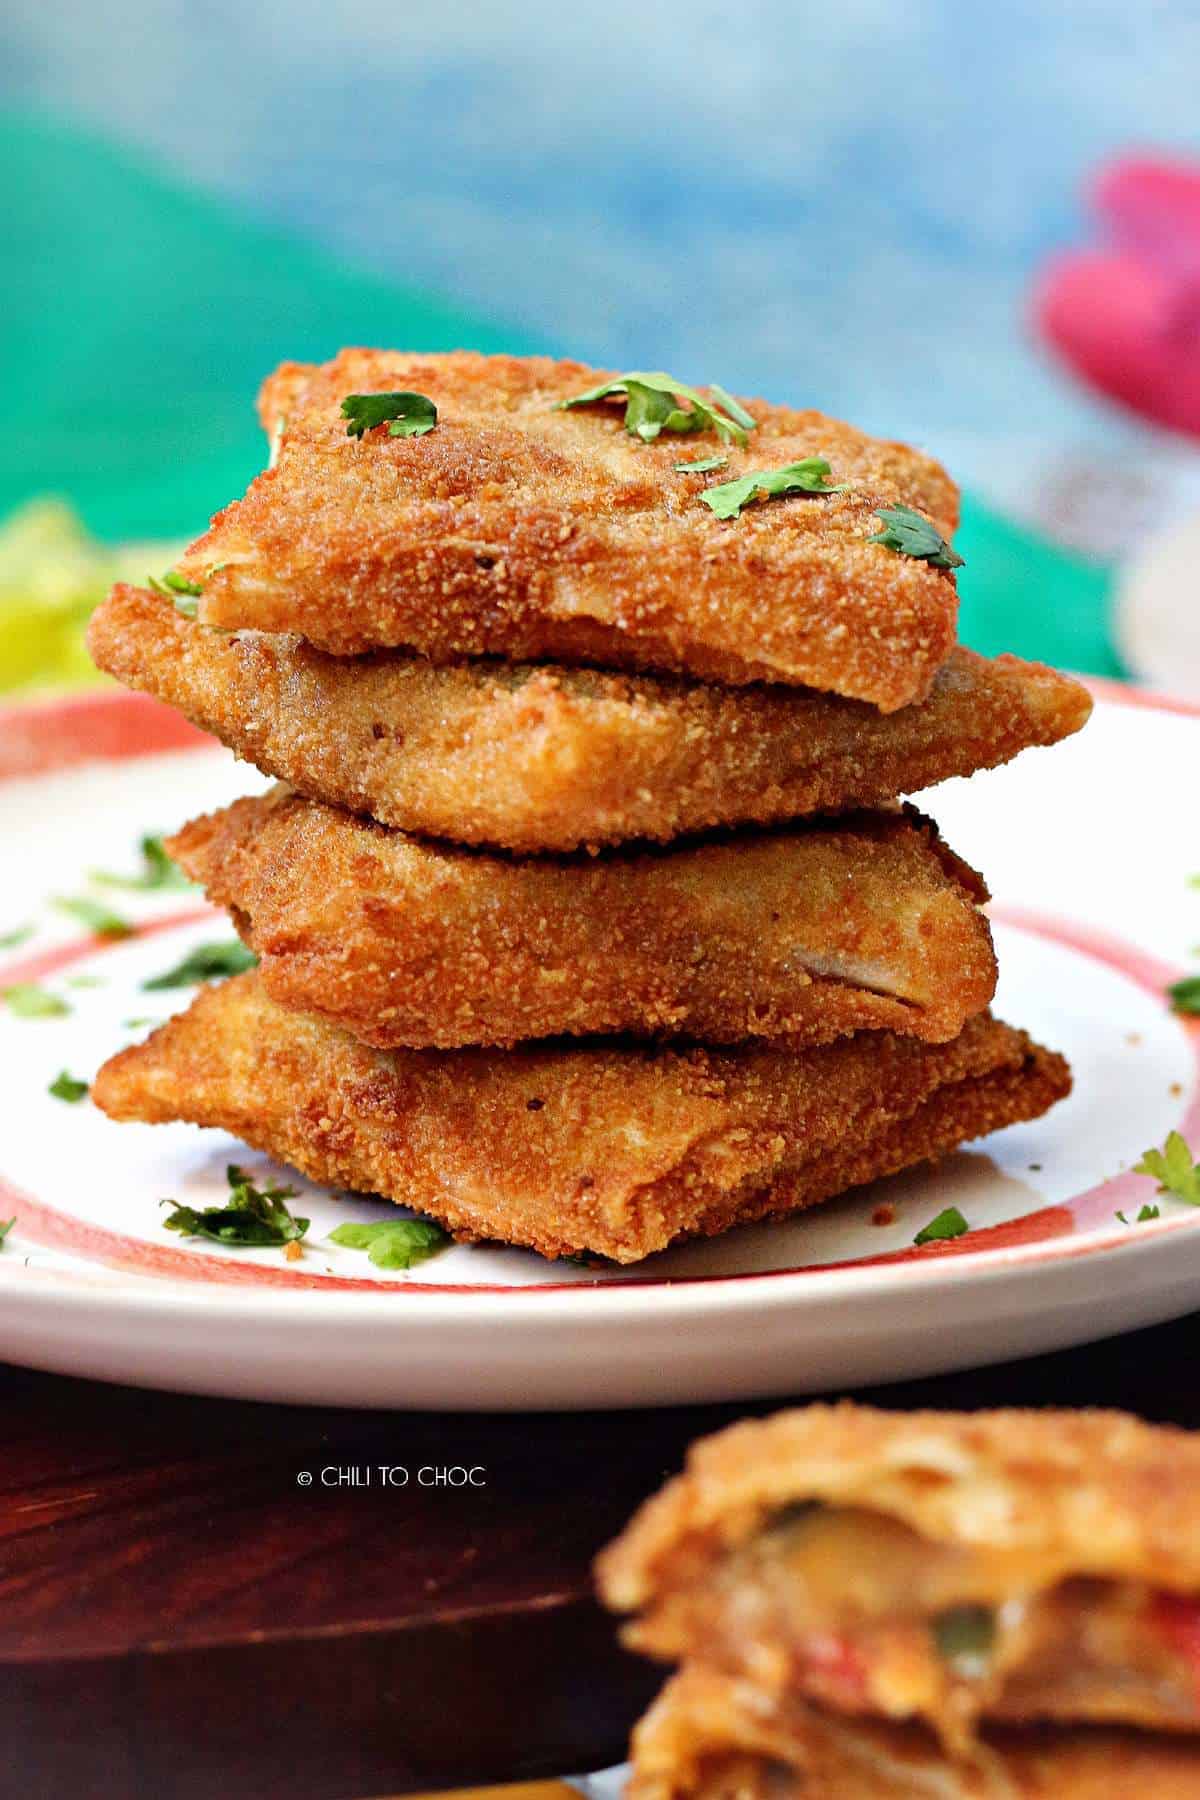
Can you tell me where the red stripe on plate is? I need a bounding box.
[1,686,1197,1294]
[0,689,209,782]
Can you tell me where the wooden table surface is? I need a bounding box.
[5,1313,1200,1800]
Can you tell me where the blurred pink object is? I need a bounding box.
[1034,155,1200,438]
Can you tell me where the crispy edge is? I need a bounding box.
[597,1403,1200,1615]
[167,792,998,1049]
[627,1665,1200,1800]
[87,586,1092,852]
[183,350,961,708]
[91,977,1067,1264]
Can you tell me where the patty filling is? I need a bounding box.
[697,1505,1200,1753]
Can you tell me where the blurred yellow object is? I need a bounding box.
[0,499,182,698]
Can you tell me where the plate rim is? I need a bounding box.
[1,674,1196,1319]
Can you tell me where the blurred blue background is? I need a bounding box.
[8,1,1200,497]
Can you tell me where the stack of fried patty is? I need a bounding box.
[89,351,1089,1263]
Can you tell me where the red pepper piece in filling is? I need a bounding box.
[1152,1592,1200,1712]
[796,1632,870,1710]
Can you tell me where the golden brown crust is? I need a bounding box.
[629,1665,1200,1799]
[167,790,997,1050]
[87,586,1092,852]
[179,350,962,708]
[598,1404,1200,1615]
[91,977,1068,1264]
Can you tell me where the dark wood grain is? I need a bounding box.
[4,1313,1199,1799]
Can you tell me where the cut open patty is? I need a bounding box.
[599,1405,1200,1747]
[626,1662,1200,1800]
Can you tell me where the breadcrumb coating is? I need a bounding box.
[91,978,1068,1264]
[168,791,997,1050]
[88,586,1091,851]
[178,350,962,708]
[627,1665,1200,1800]
[598,1403,1200,1613]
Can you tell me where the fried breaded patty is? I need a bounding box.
[627,1664,1200,1800]
[599,1405,1200,1749]
[88,586,1092,851]
[91,976,1069,1263]
[178,350,961,708]
[168,791,997,1050]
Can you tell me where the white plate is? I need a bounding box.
[0,683,1196,1410]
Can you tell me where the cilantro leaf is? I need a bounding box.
[1133,1131,1200,1206]
[674,455,728,474]
[0,1217,13,1249]
[148,571,202,598]
[66,975,105,989]
[54,895,133,939]
[0,924,33,950]
[142,940,257,990]
[3,984,69,1019]
[329,1217,450,1270]
[707,383,757,432]
[49,1070,89,1103]
[699,458,847,521]
[1116,1204,1161,1224]
[1168,975,1200,1017]
[869,504,964,571]
[92,834,194,893]
[162,1165,309,1248]
[557,372,755,448]
[341,392,437,439]
[913,1205,969,1246]
[148,571,202,617]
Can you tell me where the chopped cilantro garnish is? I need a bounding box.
[674,454,729,474]
[92,834,193,893]
[329,1217,450,1271]
[933,1605,995,1670]
[699,458,846,520]
[66,974,105,989]
[162,1165,309,1248]
[54,895,133,939]
[148,570,202,598]
[122,1016,156,1029]
[341,391,437,439]
[913,1205,969,1246]
[1168,974,1200,1017]
[149,571,202,615]
[1116,1204,1161,1224]
[1133,1131,1200,1206]
[142,940,257,990]
[0,924,33,950]
[3,984,68,1019]
[0,1217,13,1249]
[49,1070,89,1103]
[558,372,755,448]
[869,504,964,571]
